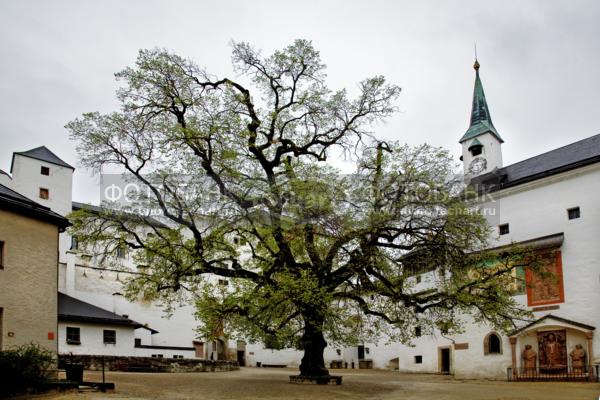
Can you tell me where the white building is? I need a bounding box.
[394,60,600,379]
[2,59,598,378]
[1,147,200,359]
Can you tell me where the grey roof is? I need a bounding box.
[0,183,70,229]
[58,292,158,333]
[471,133,600,193]
[72,201,168,228]
[11,146,74,172]
[0,169,10,178]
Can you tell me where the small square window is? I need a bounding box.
[116,246,127,259]
[414,355,423,364]
[66,327,81,345]
[415,326,422,337]
[103,329,116,344]
[567,207,580,220]
[41,166,50,176]
[498,224,509,235]
[39,188,49,200]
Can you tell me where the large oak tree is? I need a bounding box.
[68,40,532,378]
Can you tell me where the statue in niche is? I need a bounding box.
[570,344,586,373]
[522,344,537,371]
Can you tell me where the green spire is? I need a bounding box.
[459,60,503,143]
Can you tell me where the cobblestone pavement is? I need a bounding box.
[35,367,600,400]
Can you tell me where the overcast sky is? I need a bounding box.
[1,0,599,203]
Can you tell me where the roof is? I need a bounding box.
[11,146,74,172]
[0,183,70,229]
[58,292,158,333]
[481,233,564,254]
[471,133,600,193]
[509,314,595,337]
[72,201,168,228]
[460,61,504,144]
[0,169,10,178]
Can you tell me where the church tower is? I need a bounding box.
[460,60,503,178]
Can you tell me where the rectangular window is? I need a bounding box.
[512,265,526,295]
[70,236,79,251]
[0,241,4,269]
[39,188,49,200]
[66,327,81,345]
[151,354,164,358]
[103,329,116,344]
[498,223,509,235]
[40,166,50,176]
[415,326,422,337]
[414,355,423,364]
[134,338,142,347]
[218,279,229,286]
[567,207,580,220]
[116,246,127,259]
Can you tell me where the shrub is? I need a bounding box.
[0,343,54,397]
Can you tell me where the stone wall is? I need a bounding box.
[58,354,239,372]
[0,208,59,353]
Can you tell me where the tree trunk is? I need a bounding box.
[299,316,329,377]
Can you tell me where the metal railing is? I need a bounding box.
[507,365,599,382]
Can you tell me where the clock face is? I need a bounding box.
[469,157,487,174]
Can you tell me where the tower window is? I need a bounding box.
[470,146,482,156]
[41,166,50,175]
[39,188,49,200]
[498,224,509,235]
[414,355,423,364]
[567,207,580,220]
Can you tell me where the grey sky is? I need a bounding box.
[1,0,599,203]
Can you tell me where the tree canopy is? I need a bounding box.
[68,39,533,377]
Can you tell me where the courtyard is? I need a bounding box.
[38,368,600,400]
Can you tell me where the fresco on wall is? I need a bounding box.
[537,329,567,373]
[527,250,565,306]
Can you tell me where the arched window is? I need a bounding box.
[484,332,502,355]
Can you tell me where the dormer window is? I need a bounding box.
[468,139,484,156]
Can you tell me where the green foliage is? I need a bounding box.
[67,40,535,361]
[0,343,54,397]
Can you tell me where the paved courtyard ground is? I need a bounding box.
[38,367,600,400]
